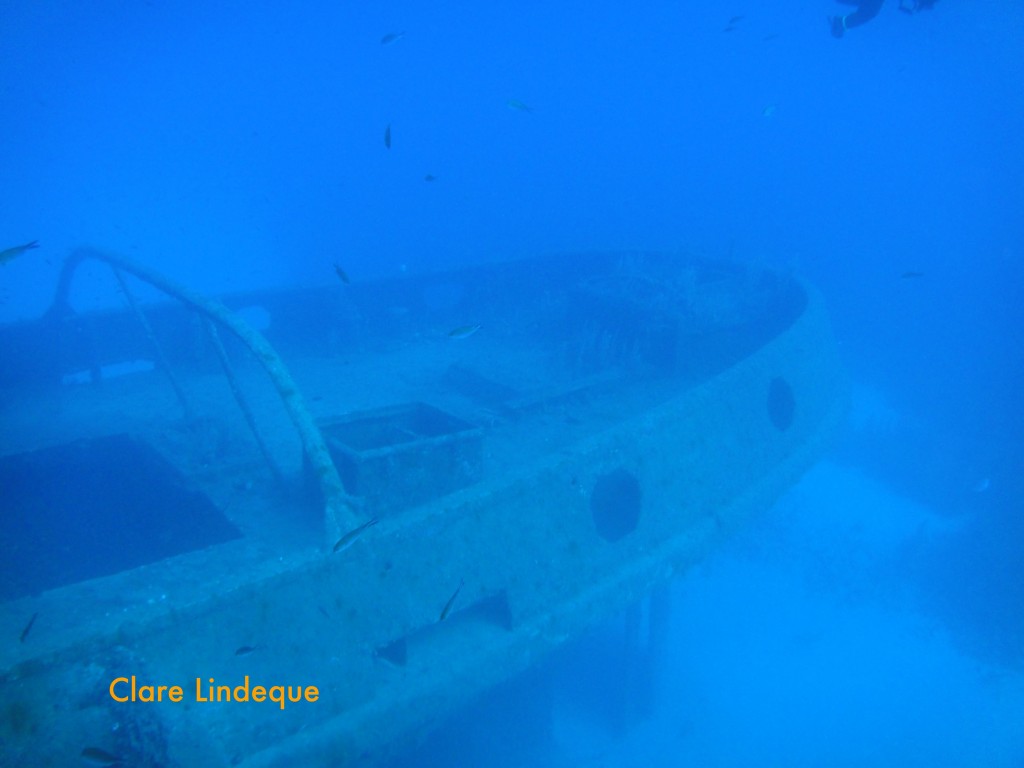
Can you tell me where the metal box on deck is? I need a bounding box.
[323,402,483,515]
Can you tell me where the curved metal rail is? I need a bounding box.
[46,247,360,546]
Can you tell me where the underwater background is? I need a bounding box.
[1,1,1022,766]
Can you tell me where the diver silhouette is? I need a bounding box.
[830,0,938,38]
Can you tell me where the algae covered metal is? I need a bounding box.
[0,251,847,766]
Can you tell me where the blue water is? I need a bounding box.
[1,1,1022,766]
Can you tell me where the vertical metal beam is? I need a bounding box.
[203,317,286,484]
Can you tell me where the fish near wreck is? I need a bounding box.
[332,517,378,553]
[80,746,121,766]
[448,324,481,339]
[19,611,38,642]
[439,579,464,622]
[0,240,38,265]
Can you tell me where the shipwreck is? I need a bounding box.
[0,250,847,766]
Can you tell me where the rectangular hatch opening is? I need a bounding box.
[0,434,241,602]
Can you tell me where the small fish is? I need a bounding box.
[728,15,744,24]
[424,174,437,182]
[763,33,780,41]
[974,478,991,493]
[900,271,924,279]
[332,517,378,553]
[506,99,534,113]
[447,324,481,339]
[80,746,121,766]
[380,31,405,45]
[438,579,464,622]
[762,104,777,118]
[19,611,38,643]
[384,123,391,149]
[234,645,257,656]
[0,240,38,265]
[334,263,350,284]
